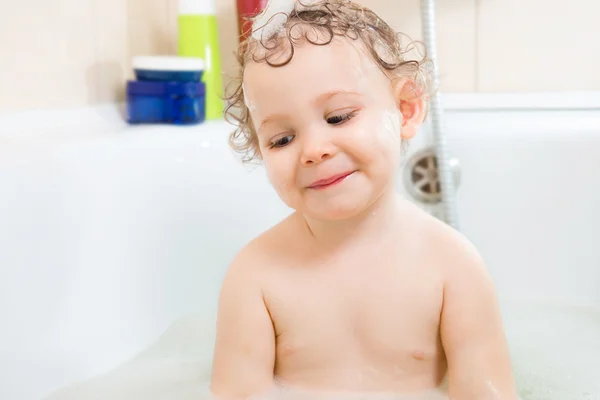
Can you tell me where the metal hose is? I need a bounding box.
[420,0,460,230]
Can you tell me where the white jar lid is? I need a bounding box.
[132,56,205,71]
[179,0,215,15]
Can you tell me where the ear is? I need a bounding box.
[391,78,426,140]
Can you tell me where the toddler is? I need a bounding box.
[210,1,517,399]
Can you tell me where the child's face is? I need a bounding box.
[243,35,421,221]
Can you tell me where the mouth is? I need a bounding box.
[307,171,355,190]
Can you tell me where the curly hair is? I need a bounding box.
[224,0,433,164]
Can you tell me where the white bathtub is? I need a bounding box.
[1,93,599,400]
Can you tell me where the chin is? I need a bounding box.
[303,195,375,221]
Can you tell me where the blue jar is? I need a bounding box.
[126,80,206,125]
[132,56,205,82]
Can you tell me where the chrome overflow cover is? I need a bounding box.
[403,147,460,203]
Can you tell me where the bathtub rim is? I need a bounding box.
[1,91,600,138]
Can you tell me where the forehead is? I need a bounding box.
[243,36,387,108]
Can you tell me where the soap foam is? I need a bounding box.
[251,0,320,41]
[42,301,600,400]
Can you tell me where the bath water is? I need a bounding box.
[42,302,600,400]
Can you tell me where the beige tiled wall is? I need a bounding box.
[1,0,599,112]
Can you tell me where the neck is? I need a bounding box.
[300,188,403,250]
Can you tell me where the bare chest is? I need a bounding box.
[264,256,445,372]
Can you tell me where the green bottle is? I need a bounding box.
[178,0,224,120]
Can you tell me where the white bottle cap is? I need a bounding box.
[133,56,205,71]
[179,0,215,15]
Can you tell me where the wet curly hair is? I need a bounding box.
[225,0,433,164]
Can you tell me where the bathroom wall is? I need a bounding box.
[0,0,598,112]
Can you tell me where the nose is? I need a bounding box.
[300,132,337,166]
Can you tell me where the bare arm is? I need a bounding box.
[210,249,276,400]
[440,240,518,400]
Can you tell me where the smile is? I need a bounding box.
[307,171,355,190]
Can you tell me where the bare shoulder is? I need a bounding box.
[412,208,492,286]
[224,212,298,282]
[216,216,292,325]
[410,209,501,317]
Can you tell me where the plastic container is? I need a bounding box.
[133,56,204,82]
[126,80,206,125]
[178,0,224,120]
[236,0,267,41]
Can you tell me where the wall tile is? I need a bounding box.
[0,0,597,112]
[215,0,477,93]
[215,0,241,89]
[0,1,96,111]
[90,0,129,104]
[126,0,177,65]
[476,0,600,91]
[365,0,477,92]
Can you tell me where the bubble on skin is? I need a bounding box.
[243,83,258,113]
[251,1,290,41]
[380,109,401,140]
[485,380,501,400]
[250,0,323,42]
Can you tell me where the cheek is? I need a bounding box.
[377,109,402,144]
[352,109,402,159]
[347,109,402,184]
[263,157,279,184]
[264,155,295,193]
[372,110,403,168]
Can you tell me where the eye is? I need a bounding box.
[269,135,294,149]
[326,111,357,125]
